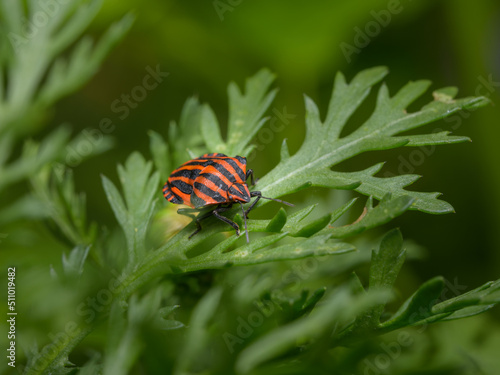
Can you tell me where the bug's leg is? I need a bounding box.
[178,208,213,239]
[239,202,250,243]
[212,205,241,237]
[190,210,217,239]
[246,169,257,186]
[244,191,263,217]
[189,223,202,239]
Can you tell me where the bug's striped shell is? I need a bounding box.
[163,153,251,208]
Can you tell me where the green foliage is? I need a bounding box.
[336,230,500,345]
[201,69,278,156]
[235,287,391,374]
[103,286,183,375]
[173,287,223,375]
[19,65,499,375]
[0,0,133,228]
[2,4,497,371]
[0,0,133,137]
[102,152,159,269]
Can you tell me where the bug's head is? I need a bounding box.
[228,183,251,203]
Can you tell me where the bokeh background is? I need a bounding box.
[2,0,500,372]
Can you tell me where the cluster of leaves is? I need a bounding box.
[21,63,500,375]
[0,0,133,227]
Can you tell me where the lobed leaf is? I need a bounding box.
[252,67,489,214]
[338,164,455,214]
[366,229,406,324]
[148,130,170,180]
[335,229,406,341]
[102,152,159,268]
[170,97,205,165]
[200,68,278,156]
[226,69,278,156]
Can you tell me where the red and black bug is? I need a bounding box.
[163,153,293,242]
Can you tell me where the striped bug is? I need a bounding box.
[163,153,293,242]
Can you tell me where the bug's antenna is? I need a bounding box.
[239,202,250,243]
[260,196,294,207]
[249,191,295,212]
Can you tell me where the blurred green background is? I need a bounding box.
[51,0,499,285]
[2,0,500,372]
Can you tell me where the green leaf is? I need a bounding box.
[252,67,489,214]
[278,288,328,321]
[0,194,47,225]
[247,199,359,236]
[66,129,114,159]
[150,98,206,180]
[201,104,226,152]
[280,138,291,161]
[148,130,170,180]
[370,229,406,291]
[292,212,333,238]
[282,204,317,231]
[265,207,288,232]
[364,229,406,326]
[30,166,98,248]
[380,276,445,330]
[323,195,415,238]
[439,305,496,321]
[116,68,490,337]
[170,97,205,165]
[102,175,129,233]
[102,152,159,268]
[61,245,91,277]
[329,197,359,225]
[348,272,367,296]
[226,69,278,155]
[0,127,70,192]
[432,279,500,315]
[299,287,327,316]
[335,230,406,342]
[181,234,355,271]
[399,131,471,146]
[354,277,500,334]
[200,69,278,156]
[337,164,454,214]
